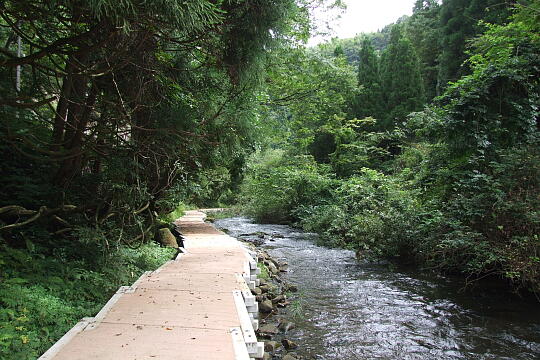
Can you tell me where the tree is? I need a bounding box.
[354,38,383,121]
[405,0,442,100]
[0,0,312,246]
[256,46,358,162]
[380,26,425,128]
[437,0,513,91]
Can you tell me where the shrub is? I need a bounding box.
[298,168,420,258]
[240,150,336,223]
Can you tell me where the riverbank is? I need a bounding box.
[253,248,302,360]
[202,208,305,360]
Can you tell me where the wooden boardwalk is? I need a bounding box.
[40,210,263,360]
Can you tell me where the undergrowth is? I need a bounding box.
[0,241,174,359]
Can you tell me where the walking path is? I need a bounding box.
[39,210,264,360]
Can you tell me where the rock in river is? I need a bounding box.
[282,354,298,360]
[252,287,263,296]
[281,339,298,350]
[259,299,274,313]
[278,320,295,333]
[258,324,279,335]
[264,340,280,352]
[271,294,286,304]
[267,262,279,275]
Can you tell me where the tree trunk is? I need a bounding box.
[51,63,75,150]
[53,74,97,186]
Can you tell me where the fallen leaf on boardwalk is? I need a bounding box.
[165,327,173,330]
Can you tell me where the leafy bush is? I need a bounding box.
[241,150,336,223]
[297,168,420,258]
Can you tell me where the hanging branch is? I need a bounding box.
[0,205,79,231]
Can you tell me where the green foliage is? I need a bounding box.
[407,142,540,287]
[258,46,358,156]
[380,26,425,128]
[439,2,540,157]
[257,262,271,281]
[240,150,336,223]
[399,2,540,290]
[161,203,193,223]
[242,1,540,294]
[297,169,420,258]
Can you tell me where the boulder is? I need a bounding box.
[282,354,298,360]
[259,300,274,313]
[268,262,279,275]
[259,284,276,294]
[278,321,295,333]
[281,339,298,350]
[252,287,263,296]
[264,340,280,352]
[285,283,298,292]
[157,228,178,248]
[258,324,279,335]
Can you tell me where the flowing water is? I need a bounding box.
[215,217,540,360]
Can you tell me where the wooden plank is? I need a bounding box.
[98,289,240,330]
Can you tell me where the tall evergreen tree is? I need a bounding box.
[405,0,441,100]
[354,38,382,121]
[380,26,425,128]
[438,0,513,91]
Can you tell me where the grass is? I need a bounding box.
[257,262,271,280]
[204,207,243,222]
[161,203,193,223]
[288,292,306,320]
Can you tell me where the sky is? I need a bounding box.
[309,0,417,45]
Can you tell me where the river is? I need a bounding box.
[215,217,540,360]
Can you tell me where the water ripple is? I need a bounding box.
[216,217,540,360]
